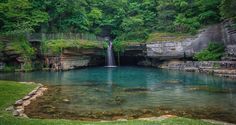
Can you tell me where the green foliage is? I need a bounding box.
[42,39,103,54]
[103,42,108,49]
[22,61,33,72]
[5,35,35,72]
[113,40,128,53]
[113,40,141,53]
[156,0,221,33]
[9,35,35,58]
[0,65,16,72]
[174,15,200,34]
[196,0,221,24]
[220,0,236,19]
[0,0,48,34]
[0,0,235,42]
[194,42,225,61]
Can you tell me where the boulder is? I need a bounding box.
[14,100,23,106]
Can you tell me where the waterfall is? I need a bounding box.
[106,41,116,67]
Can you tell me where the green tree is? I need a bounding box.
[220,0,236,19]
[196,0,221,24]
[156,0,177,32]
[0,0,48,34]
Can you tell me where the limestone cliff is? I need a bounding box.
[145,24,225,60]
[45,48,105,71]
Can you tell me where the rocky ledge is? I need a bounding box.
[6,83,47,118]
[44,48,105,71]
[158,61,236,79]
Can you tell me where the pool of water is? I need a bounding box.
[1,67,236,122]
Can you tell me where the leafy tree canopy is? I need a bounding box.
[0,0,235,40]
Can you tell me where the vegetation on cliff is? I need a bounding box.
[194,42,225,61]
[42,39,104,55]
[0,35,35,71]
[147,32,192,43]
[7,36,35,58]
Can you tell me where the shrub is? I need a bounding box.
[9,35,35,58]
[113,40,127,53]
[174,14,200,34]
[22,61,33,72]
[194,42,225,61]
[0,65,17,72]
[2,35,36,72]
[103,41,108,49]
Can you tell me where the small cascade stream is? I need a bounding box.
[107,41,116,67]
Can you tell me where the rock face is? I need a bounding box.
[61,56,91,70]
[146,41,193,59]
[158,61,236,79]
[119,45,146,65]
[159,61,236,69]
[121,24,229,65]
[222,19,236,60]
[45,48,105,70]
[146,24,224,60]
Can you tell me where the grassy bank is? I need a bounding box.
[0,80,214,125]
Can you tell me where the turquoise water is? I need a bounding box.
[1,67,236,122]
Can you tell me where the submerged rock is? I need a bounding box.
[163,80,182,84]
[62,99,70,103]
[189,86,233,93]
[124,88,150,92]
[42,105,56,114]
[114,96,126,105]
[80,83,100,87]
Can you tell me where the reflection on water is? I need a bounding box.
[1,67,236,122]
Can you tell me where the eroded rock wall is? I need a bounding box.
[222,20,236,60]
[45,48,105,71]
[158,61,236,79]
[146,41,193,59]
[146,24,224,60]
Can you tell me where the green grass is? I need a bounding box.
[147,32,192,43]
[0,80,214,125]
[0,81,37,111]
[42,39,104,54]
